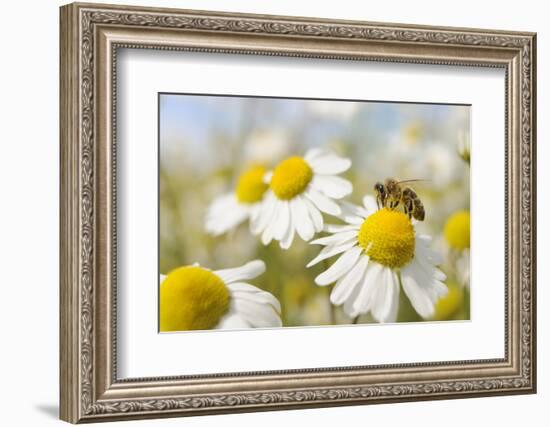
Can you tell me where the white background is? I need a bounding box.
[118,50,504,377]
[0,0,545,426]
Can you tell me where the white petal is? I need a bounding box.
[415,244,447,283]
[279,219,295,249]
[238,292,282,315]
[352,262,384,314]
[248,204,262,231]
[401,261,436,318]
[371,267,399,323]
[339,201,368,225]
[159,274,166,283]
[310,175,352,199]
[273,201,291,240]
[228,284,281,314]
[206,193,237,214]
[324,223,360,233]
[315,246,363,286]
[307,239,358,267]
[304,188,342,216]
[251,192,277,235]
[225,282,263,293]
[387,281,400,322]
[416,235,444,265]
[304,147,329,163]
[216,312,251,329]
[331,255,369,305]
[309,154,352,175]
[232,298,282,328]
[290,197,315,241]
[249,208,264,235]
[421,272,447,301]
[214,260,266,283]
[205,194,249,235]
[302,196,324,232]
[310,230,358,246]
[411,244,447,296]
[304,148,349,168]
[261,201,282,245]
[362,195,379,215]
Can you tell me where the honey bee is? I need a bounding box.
[374,178,426,221]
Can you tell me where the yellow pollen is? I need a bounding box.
[270,156,313,200]
[444,210,470,250]
[235,165,269,204]
[358,208,415,269]
[160,266,230,332]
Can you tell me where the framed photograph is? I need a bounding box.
[60,2,537,423]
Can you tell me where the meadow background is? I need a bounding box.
[159,94,470,326]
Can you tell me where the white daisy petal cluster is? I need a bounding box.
[252,148,352,249]
[160,260,281,332]
[308,195,447,323]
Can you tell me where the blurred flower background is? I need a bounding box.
[160,94,470,327]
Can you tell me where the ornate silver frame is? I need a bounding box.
[60,2,537,423]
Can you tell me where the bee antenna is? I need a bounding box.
[396,179,430,184]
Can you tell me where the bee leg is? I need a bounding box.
[405,202,413,219]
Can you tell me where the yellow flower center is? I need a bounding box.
[235,165,269,204]
[270,156,313,200]
[160,266,230,332]
[358,208,415,269]
[444,210,470,250]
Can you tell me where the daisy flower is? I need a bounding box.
[444,210,470,288]
[252,148,352,249]
[307,196,447,323]
[205,165,269,236]
[160,260,281,331]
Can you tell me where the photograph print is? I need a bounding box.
[159,94,471,333]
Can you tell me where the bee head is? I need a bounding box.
[374,182,384,194]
